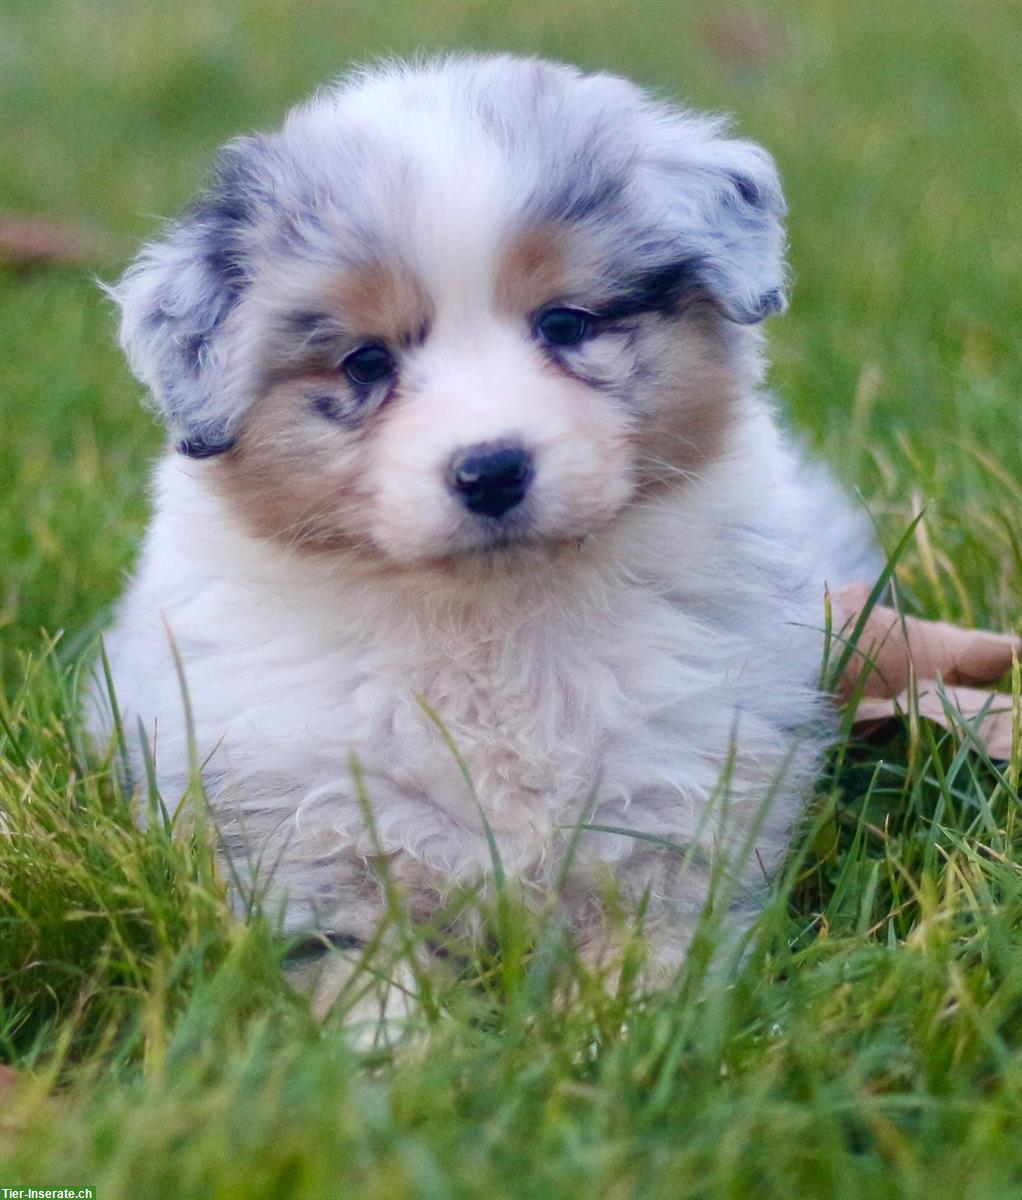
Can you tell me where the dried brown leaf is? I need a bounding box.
[853,685,1017,761]
[699,9,785,66]
[833,582,1020,759]
[0,212,109,268]
[0,1063,21,1104]
[833,582,1019,702]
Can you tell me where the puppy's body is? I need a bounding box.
[92,57,873,967]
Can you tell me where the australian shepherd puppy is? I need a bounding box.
[91,55,875,991]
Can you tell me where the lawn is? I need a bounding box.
[1,1,1020,1196]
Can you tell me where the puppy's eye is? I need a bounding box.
[342,343,395,386]
[536,307,592,347]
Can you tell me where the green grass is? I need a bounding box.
[1,1,1020,1196]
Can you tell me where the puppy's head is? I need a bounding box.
[114,56,787,566]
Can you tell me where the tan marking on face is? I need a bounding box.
[495,224,573,315]
[214,257,430,560]
[631,312,741,495]
[212,374,384,557]
[331,261,433,343]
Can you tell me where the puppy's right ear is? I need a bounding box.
[110,136,272,457]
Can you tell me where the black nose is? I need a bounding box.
[447,442,533,518]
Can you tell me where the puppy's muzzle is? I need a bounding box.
[447,442,533,519]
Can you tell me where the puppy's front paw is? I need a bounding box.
[287,947,419,1048]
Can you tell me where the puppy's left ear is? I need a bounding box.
[664,132,789,325]
[108,135,273,457]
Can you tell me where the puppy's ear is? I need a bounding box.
[110,136,271,456]
[661,132,788,325]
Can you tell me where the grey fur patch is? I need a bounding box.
[112,134,277,448]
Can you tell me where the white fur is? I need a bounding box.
[91,55,875,970]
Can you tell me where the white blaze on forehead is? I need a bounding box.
[312,71,529,324]
[403,134,518,323]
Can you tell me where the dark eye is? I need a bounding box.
[342,343,395,386]
[536,307,592,347]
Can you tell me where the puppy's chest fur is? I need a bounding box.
[155,552,811,895]
[221,573,724,836]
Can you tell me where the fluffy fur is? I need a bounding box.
[90,55,876,974]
